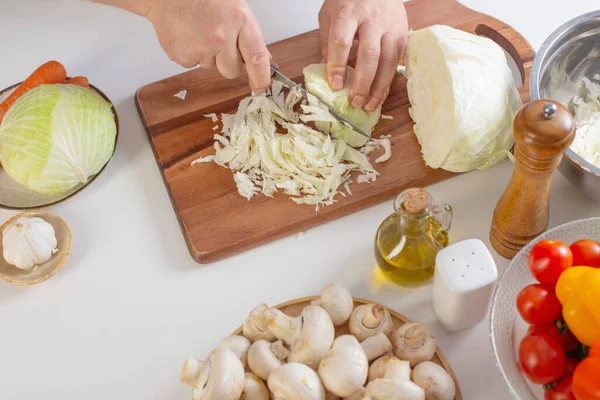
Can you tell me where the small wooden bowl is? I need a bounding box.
[0,210,72,285]
[0,81,119,210]
[231,296,463,399]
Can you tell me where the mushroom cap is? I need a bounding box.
[365,379,425,400]
[268,363,326,400]
[312,283,354,326]
[244,304,276,343]
[392,322,437,367]
[349,304,394,342]
[247,339,286,381]
[195,348,245,400]
[412,361,456,400]
[368,355,410,382]
[286,305,335,369]
[318,335,368,397]
[241,372,270,400]
[219,335,251,367]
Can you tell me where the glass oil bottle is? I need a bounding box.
[374,188,453,287]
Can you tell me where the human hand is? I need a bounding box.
[318,0,408,111]
[146,0,271,92]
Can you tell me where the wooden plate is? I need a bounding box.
[232,296,463,399]
[0,81,119,210]
[0,210,72,285]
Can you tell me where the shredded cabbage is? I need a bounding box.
[569,77,600,168]
[192,80,385,210]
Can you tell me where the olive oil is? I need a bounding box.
[374,188,452,287]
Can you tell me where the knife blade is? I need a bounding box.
[269,61,371,140]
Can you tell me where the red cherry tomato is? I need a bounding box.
[545,375,575,400]
[517,284,562,326]
[570,239,600,268]
[529,240,573,286]
[519,331,567,384]
[528,323,580,353]
[572,358,600,400]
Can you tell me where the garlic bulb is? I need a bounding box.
[2,217,58,270]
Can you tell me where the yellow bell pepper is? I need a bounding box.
[556,266,600,346]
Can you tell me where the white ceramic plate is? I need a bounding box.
[490,218,600,399]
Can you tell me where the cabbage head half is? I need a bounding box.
[303,64,381,147]
[405,25,522,172]
[0,84,117,194]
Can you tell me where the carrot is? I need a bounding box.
[65,76,89,88]
[0,60,67,123]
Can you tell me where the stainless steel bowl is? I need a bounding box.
[531,10,600,201]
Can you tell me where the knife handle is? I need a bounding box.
[270,60,279,76]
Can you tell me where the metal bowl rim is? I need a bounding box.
[530,9,600,178]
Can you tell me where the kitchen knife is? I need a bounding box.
[269,61,371,140]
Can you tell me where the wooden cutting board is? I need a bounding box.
[135,0,534,264]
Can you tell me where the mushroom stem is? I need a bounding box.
[244,304,276,343]
[267,309,303,347]
[361,332,393,362]
[392,322,437,367]
[181,358,205,388]
[403,324,426,350]
[270,340,290,360]
[363,304,385,329]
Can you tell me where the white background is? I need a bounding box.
[1,0,599,399]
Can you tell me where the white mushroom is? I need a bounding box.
[364,379,425,400]
[349,304,394,342]
[311,283,354,326]
[343,387,365,400]
[244,304,276,343]
[268,362,326,400]
[241,372,270,400]
[392,322,437,367]
[368,355,411,382]
[412,362,456,400]
[361,332,393,362]
[318,335,368,397]
[363,354,424,400]
[267,305,335,369]
[181,348,244,400]
[247,339,289,381]
[219,335,251,367]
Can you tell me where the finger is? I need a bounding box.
[238,13,271,93]
[327,11,358,90]
[364,33,399,112]
[350,24,383,109]
[318,4,330,63]
[216,40,244,79]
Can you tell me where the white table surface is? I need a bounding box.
[1,1,599,399]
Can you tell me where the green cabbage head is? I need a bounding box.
[0,84,117,194]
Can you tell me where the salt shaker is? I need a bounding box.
[432,239,498,332]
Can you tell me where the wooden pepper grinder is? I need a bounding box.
[490,100,576,259]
